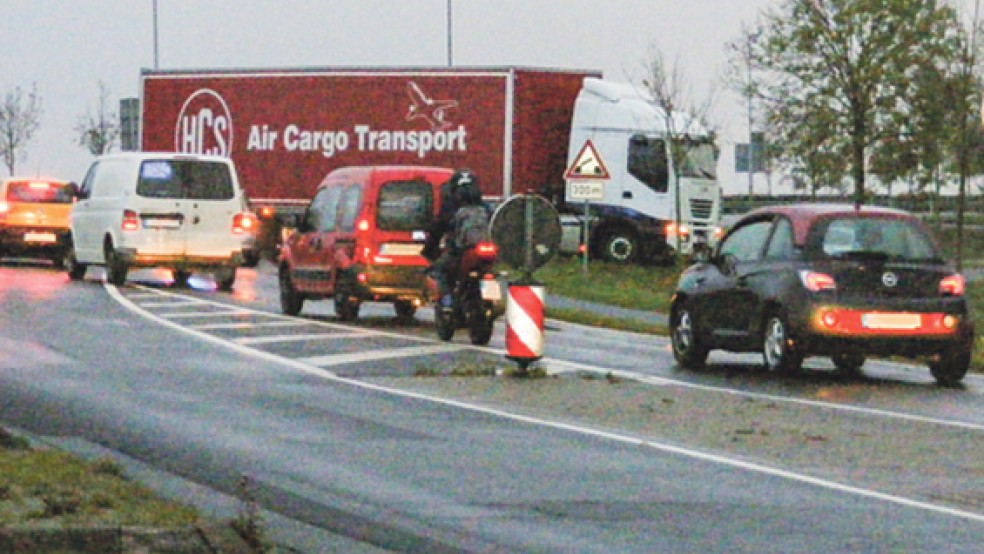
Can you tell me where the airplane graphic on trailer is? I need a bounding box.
[405,81,459,131]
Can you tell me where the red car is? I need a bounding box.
[671,204,974,385]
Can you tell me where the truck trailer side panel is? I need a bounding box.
[140,67,599,205]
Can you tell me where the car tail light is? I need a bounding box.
[476,242,497,260]
[799,270,836,292]
[121,209,139,231]
[232,212,257,234]
[939,274,965,296]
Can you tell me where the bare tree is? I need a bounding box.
[75,80,119,156]
[637,41,718,257]
[0,83,43,176]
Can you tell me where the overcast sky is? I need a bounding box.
[3,0,788,194]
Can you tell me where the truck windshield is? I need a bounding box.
[679,139,717,179]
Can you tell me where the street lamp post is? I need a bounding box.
[447,0,453,66]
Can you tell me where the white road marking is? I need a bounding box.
[138,299,208,308]
[106,283,984,523]
[189,321,311,331]
[157,310,250,319]
[298,344,462,367]
[235,332,372,345]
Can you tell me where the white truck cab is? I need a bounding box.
[564,78,721,263]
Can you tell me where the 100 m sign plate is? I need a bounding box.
[566,181,605,201]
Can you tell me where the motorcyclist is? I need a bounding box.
[422,169,490,308]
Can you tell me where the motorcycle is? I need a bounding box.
[432,241,503,345]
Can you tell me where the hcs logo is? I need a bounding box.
[174,89,233,156]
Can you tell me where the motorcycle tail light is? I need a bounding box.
[476,242,497,259]
[939,274,965,296]
[121,209,140,231]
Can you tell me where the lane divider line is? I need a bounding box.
[298,344,463,368]
[235,332,373,345]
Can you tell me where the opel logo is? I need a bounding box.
[881,272,899,287]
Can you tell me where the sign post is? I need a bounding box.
[564,140,610,276]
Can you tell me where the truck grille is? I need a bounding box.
[690,199,714,220]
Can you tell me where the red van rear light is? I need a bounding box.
[0,201,8,221]
[799,270,836,292]
[357,218,370,232]
[232,212,257,234]
[476,242,497,259]
[940,274,965,296]
[121,209,139,231]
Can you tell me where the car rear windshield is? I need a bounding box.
[375,179,434,231]
[5,181,74,203]
[811,216,941,262]
[136,160,234,200]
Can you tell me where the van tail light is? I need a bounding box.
[940,274,965,296]
[799,270,836,292]
[232,212,257,234]
[357,218,370,232]
[0,201,8,221]
[476,242,497,260]
[121,209,140,231]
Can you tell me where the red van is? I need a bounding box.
[278,165,453,320]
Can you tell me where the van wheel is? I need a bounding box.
[104,245,128,286]
[601,230,638,263]
[66,249,87,281]
[279,267,304,316]
[334,293,360,321]
[216,268,236,292]
[394,300,416,321]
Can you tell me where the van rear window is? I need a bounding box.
[376,180,434,231]
[6,181,74,204]
[137,160,234,200]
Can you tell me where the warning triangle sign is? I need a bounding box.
[565,140,610,180]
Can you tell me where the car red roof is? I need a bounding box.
[741,203,917,245]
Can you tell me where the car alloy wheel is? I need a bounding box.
[671,304,708,368]
[763,315,802,374]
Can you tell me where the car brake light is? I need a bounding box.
[29,181,50,189]
[940,274,965,296]
[476,242,497,259]
[799,270,836,292]
[121,209,139,231]
[232,212,257,234]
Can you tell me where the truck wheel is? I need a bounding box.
[334,293,360,321]
[929,350,970,387]
[279,266,304,316]
[601,230,638,263]
[762,313,802,374]
[104,243,128,286]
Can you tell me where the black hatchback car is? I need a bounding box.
[670,204,974,385]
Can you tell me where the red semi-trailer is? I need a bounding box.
[139,66,722,262]
[140,66,598,206]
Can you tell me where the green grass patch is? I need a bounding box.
[0,448,199,528]
[534,256,681,314]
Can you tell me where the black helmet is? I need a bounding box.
[449,169,481,205]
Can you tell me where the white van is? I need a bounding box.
[68,152,256,290]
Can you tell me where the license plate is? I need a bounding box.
[379,243,423,256]
[23,231,56,243]
[861,313,921,330]
[480,279,502,301]
[144,219,181,229]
